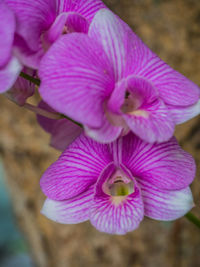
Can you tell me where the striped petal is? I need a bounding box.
[168,100,200,124]
[39,33,114,128]
[89,9,134,81]
[43,12,89,47]
[90,163,144,234]
[84,113,122,143]
[122,76,174,143]
[6,0,56,51]
[138,180,194,220]
[40,134,112,200]
[57,0,106,21]
[41,186,94,224]
[136,56,200,106]
[121,133,196,190]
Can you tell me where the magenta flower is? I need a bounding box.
[37,101,82,151]
[5,0,106,68]
[39,9,200,144]
[0,1,22,93]
[40,133,195,234]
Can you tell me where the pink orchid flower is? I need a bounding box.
[37,101,82,151]
[0,1,22,93]
[40,133,195,234]
[5,0,106,68]
[39,9,200,144]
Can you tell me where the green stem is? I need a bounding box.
[185,212,200,229]
[61,114,82,127]
[20,71,40,86]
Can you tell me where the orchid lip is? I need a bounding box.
[121,90,142,114]
[103,169,134,197]
[120,90,150,119]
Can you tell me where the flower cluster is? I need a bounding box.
[1,0,199,234]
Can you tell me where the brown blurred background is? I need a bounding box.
[0,0,200,266]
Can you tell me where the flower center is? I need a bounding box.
[121,91,149,118]
[103,169,134,197]
[108,178,134,196]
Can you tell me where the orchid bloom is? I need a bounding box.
[40,133,195,234]
[39,9,200,144]
[0,1,22,93]
[5,0,106,68]
[37,101,82,151]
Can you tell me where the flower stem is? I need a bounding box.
[185,212,200,229]
[23,103,62,120]
[23,103,82,127]
[20,71,40,86]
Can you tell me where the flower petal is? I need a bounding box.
[37,101,82,150]
[84,113,122,143]
[39,33,114,128]
[0,2,16,67]
[6,0,57,51]
[138,180,194,220]
[136,56,200,106]
[37,101,58,133]
[89,9,133,81]
[43,12,89,47]
[123,100,174,143]
[122,133,196,190]
[0,56,22,93]
[57,0,106,21]
[50,119,82,151]
[13,34,44,69]
[90,163,144,234]
[40,134,112,200]
[41,185,94,224]
[168,100,200,124]
[117,76,175,143]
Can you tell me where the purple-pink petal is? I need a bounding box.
[0,1,16,67]
[41,185,94,224]
[90,191,144,234]
[50,119,82,151]
[40,134,112,200]
[136,56,200,106]
[57,0,106,21]
[0,56,22,93]
[122,134,196,190]
[138,180,194,220]
[43,12,89,48]
[89,163,144,234]
[121,76,174,143]
[6,0,56,51]
[39,33,114,127]
[84,113,122,144]
[37,101,82,151]
[89,9,133,81]
[37,101,58,133]
[168,100,200,124]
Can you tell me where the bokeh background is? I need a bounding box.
[0,0,200,266]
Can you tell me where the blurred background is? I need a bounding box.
[0,0,200,266]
